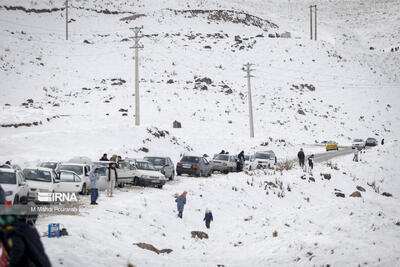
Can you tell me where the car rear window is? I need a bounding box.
[181,156,200,163]
[145,157,166,166]
[0,171,16,184]
[59,165,83,175]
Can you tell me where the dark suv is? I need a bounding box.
[176,155,212,177]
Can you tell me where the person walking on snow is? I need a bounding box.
[237,151,245,171]
[90,168,100,205]
[107,163,118,197]
[175,191,187,218]
[353,149,359,162]
[297,148,305,169]
[203,209,213,229]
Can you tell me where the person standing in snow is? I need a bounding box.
[237,151,245,171]
[90,168,100,205]
[99,154,109,161]
[381,139,384,145]
[175,191,187,218]
[219,150,225,154]
[107,163,117,197]
[308,154,314,173]
[297,148,305,169]
[353,149,359,162]
[203,209,213,229]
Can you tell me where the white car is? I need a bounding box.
[352,139,365,149]
[255,151,277,168]
[130,160,167,188]
[24,167,83,201]
[58,163,91,194]
[0,168,29,204]
[244,155,258,171]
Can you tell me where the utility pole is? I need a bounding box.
[65,0,68,40]
[310,5,313,40]
[243,63,255,138]
[130,26,143,126]
[309,5,317,41]
[314,5,317,41]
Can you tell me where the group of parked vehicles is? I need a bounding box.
[0,150,278,204]
[321,137,379,151]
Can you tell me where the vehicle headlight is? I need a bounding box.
[5,191,13,196]
[141,175,150,179]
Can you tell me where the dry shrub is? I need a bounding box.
[276,160,294,171]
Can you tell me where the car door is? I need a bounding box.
[165,158,173,177]
[18,172,29,197]
[58,172,82,193]
[202,157,211,173]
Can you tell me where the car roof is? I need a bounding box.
[182,155,203,158]
[23,167,54,172]
[0,168,17,173]
[41,161,60,163]
[257,151,275,154]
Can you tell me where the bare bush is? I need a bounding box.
[276,160,294,172]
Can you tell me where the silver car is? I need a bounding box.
[144,157,175,180]
[211,154,238,174]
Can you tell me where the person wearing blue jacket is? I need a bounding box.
[175,191,187,218]
[89,168,100,205]
[204,209,213,229]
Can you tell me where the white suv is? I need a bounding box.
[255,151,277,168]
[0,168,29,204]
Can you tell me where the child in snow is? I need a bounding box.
[203,209,213,229]
[308,154,314,173]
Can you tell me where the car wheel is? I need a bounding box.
[13,195,19,205]
[170,172,175,181]
[177,172,181,176]
[81,184,87,195]
[223,170,229,174]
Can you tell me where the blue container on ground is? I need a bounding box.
[48,223,60,238]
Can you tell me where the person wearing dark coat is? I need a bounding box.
[297,148,305,168]
[175,192,187,218]
[0,215,51,267]
[381,139,384,145]
[237,151,245,171]
[99,154,109,161]
[308,154,314,171]
[219,150,225,154]
[203,209,213,229]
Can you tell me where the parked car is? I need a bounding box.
[255,151,276,168]
[0,168,29,205]
[117,161,139,185]
[211,154,238,174]
[176,155,212,177]
[326,141,339,151]
[130,160,167,188]
[39,161,61,171]
[58,163,91,194]
[144,157,175,180]
[24,167,83,201]
[244,154,258,171]
[352,139,365,149]
[365,137,378,146]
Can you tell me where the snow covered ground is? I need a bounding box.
[0,0,399,266]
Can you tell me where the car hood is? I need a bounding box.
[1,184,18,192]
[26,180,53,191]
[256,158,272,162]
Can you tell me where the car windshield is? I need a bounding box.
[367,138,375,141]
[145,157,166,166]
[213,154,229,161]
[40,162,57,170]
[255,153,270,159]
[23,169,52,182]
[353,139,363,142]
[0,171,16,184]
[59,165,83,175]
[327,141,336,144]
[93,162,110,167]
[136,162,155,170]
[181,156,200,163]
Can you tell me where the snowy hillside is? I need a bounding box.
[0,0,399,164]
[0,0,399,266]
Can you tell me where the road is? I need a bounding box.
[312,147,355,163]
